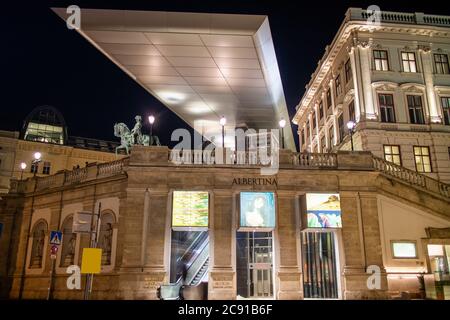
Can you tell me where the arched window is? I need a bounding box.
[30,221,47,268]
[98,212,115,266]
[60,216,76,267]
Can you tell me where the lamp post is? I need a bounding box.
[219,116,226,149]
[32,152,42,177]
[279,118,286,149]
[148,115,155,146]
[20,162,27,180]
[346,121,356,151]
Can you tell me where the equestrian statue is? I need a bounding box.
[114,115,161,155]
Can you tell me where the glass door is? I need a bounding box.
[236,232,274,298]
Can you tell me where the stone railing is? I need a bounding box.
[348,8,450,27]
[373,156,450,198]
[29,159,128,192]
[36,174,63,190]
[169,149,276,166]
[292,153,337,168]
[98,159,125,178]
[64,167,88,185]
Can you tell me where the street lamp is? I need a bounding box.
[148,115,155,145]
[20,162,27,180]
[219,116,226,148]
[279,118,286,149]
[346,121,356,151]
[32,152,42,177]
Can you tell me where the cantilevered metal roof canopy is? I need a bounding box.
[52,8,295,151]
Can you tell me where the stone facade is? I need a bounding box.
[0,130,124,194]
[0,146,449,300]
[293,8,450,183]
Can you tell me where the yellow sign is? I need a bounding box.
[81,248,102,274]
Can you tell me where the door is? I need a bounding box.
[236,231,274,298]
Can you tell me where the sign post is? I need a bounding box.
[84,202,102,300]
[72,202,102,300]
[47,231,62,300]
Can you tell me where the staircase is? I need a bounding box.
[372,156,450,199]
[190,258,209,286]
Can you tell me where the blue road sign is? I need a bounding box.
[50,231,62,245]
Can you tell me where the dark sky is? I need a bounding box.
[2,0,450,149]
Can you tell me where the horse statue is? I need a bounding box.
[114,117,162,155]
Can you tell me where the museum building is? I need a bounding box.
[0,146,449,300]
[0,8,449,301]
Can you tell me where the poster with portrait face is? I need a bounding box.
[306,193,342,228]
[172,191,209,227]
[240,192,276,228]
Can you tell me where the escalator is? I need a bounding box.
[158,231,209,300]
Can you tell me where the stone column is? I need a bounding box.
[307,113,313,152]
[356,41,377,120]
[276,191,302,300]
[419,46,441,123]
[348,45,362,122]
[118,188,168,299]
[340,191,388,299]
[209,190,234,300]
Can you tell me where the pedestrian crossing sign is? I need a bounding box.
[50,231,62,245]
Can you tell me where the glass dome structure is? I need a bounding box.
[21,105,68,145]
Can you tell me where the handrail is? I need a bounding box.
[373,156,450,198]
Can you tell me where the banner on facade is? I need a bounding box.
[239,192,276,229]
[305,193,342,228]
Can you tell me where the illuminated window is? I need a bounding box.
[373,50,389,71]
[22,106,66,145]
[24,122,64,145]
[401,52,417,72]
[392,241,417,259]
[378,94,396,123]
[434,53,450,74]
[407,95,425,124]
[414,146,432,173]
[384,145,401,166]
[441,97,450,125]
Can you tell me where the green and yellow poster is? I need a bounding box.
[172,191,209,227]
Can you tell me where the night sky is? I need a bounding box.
[2,0,450,149]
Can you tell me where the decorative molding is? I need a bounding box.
[400,83,426,93]
[418,45,431,53]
